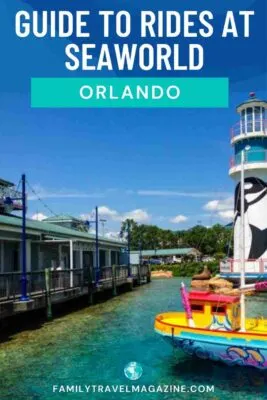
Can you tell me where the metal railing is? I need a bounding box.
[130,265,150,277]
[50,269,85,293]
[99,266,112,281]
[220,258,267,274]
[0,271,45,300]
[0,268,88,301]
[0,264,141,302]
[231,119,267,139]
[115,265,128,281]
[140,265,149,277]
[230,149,267,168]
[131,265,139,276]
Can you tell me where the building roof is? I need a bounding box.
[236,93,267,111]
[131,248,199,257]
[189,291,239,304]
[0,178,14,187]
[44,214,82,223]
[0,214,125,247]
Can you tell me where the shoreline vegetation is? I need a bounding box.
[150,261,219,278]
[120,220,232,260]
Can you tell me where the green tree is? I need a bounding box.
[119,220,233,257]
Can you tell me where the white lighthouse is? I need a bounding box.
[221,93,267,281]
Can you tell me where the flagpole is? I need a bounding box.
[240,150,246,331]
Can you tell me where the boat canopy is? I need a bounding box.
[189,291,240,304]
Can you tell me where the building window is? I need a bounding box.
[99,250,106,267]
[255,106,261,132]
[191,304,204,312]
[241,109,246,134]
[13,249,19,272]
[246,107,253,133]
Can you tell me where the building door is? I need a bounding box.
[99,250,106,267]
[84,251,93,268]
[13,247,19,271]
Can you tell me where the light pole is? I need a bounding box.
[20,173,29,301]
[2,175,29,300]
[240,145,250,332]
[87,206,101,286]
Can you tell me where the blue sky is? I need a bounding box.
[0,0,266,235]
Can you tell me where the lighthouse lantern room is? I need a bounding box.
[221,93,267,281]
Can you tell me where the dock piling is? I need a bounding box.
[137,263,141,285]
[88,266,94,305]
[147,265,151,283]
[112,265,117,296]
[45,268,52,320]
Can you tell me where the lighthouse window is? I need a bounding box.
[247,107,253,133]
[255,106,261,131]
[211,306,226,315]
[241,109,246,134]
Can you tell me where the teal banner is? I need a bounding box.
[31,78,228,108]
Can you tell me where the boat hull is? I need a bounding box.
[155,313,267,369]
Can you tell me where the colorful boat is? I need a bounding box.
[154,140,267,369]
[155,288,267,369]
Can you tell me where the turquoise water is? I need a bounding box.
[0,278,266,400]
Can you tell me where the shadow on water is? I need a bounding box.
[168,353,267,394]
[0,285,132,343]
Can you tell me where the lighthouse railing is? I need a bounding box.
[231,119,267,139]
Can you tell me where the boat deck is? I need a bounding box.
[155,312,267,336]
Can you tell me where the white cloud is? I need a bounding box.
[203,197,234,222]
[98,206,119,218]
[27,184,106,201]
[170,215,188,224]
[122,209,150,222]
[218,210,235,221]
[80,213,92,221]
[137,190,232,198]
[104,231,121,239]
[31,213,48,221]
[80,206,151,224]
[204,197,233,212]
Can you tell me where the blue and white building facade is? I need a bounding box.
[221,93,267,281]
